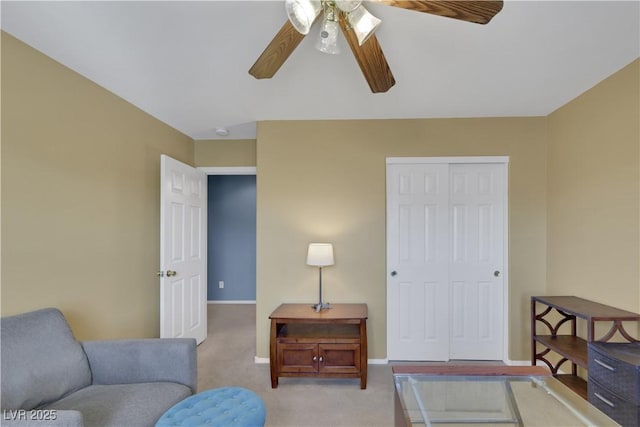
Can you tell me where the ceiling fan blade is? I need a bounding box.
[249,20,306,79]
[376,0,504,24]
[339,17,396,93]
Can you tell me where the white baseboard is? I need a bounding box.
[505,359,534,366]
[207,300,256,304]
[254,357,389,365]
[255,356,539,367]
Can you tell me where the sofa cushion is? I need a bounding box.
[42,383,192,427]
[1,308,92,410]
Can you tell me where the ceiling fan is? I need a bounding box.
[248,1,503,93]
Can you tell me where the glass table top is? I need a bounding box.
[393,371,618,427]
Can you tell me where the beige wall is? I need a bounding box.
[1,33,194,339]
[256,118,548,360]
[3,27,637,362]
[547,59,639,315]
[194,139,256,167]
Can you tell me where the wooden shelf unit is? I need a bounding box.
[269,303,368,389]
[531,296,640,399]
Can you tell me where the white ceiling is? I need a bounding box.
[2,1,639,140]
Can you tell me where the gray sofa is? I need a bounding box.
[1,308,197,427]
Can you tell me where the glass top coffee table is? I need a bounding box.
[393,366,618,427]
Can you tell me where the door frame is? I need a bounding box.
[199,167,257,176]
[386,156,510,362]
[198,166,257,305]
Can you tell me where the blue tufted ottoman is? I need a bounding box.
[155,387,266,427]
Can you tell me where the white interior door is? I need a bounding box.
[387,158,507,361]
[387,163,451,360]
[449,163,505,360]
[160,155,207,344]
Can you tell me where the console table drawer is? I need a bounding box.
[589,342,640,402]
[589,378,640,427]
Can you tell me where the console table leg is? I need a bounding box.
[361,320,367,389]
[270,319,278,388]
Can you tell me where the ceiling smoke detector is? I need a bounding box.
[215,127,230,137]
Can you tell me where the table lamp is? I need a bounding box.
[307,243,334,312]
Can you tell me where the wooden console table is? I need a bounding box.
[269,303,368,389]
[531,296,640,399]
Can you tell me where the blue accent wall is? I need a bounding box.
[207,175,256,301]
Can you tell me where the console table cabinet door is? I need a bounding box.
[319,343,360,374]
[278,343,318,373]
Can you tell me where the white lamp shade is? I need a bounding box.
[285,0,322,35]
[315,19,341,54]
[307,243,334,266]
[335,0,363,12]
[347,5,381,46]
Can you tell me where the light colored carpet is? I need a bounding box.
[197,304,396,427]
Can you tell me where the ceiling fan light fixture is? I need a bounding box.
[335,0,363,13]
[315,18,341,54]
[285,0,322,35]
[347,5,381,46]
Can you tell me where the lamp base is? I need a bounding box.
[312,302,332,312]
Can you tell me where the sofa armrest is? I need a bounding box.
[0,409,83,427]
[81,339,196,393]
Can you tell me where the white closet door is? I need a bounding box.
[387,159,507,361]
[387,163,450,360]
[449,163,505,360]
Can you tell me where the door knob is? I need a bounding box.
[391,271,398,277]
[494,270,500,277]
[158,270,178,277]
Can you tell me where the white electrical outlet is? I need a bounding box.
[218,281,224,289]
